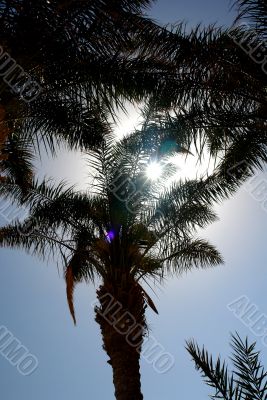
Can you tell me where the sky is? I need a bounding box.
[1,1,267,399]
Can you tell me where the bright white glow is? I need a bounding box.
[168,151,215,182]
[114,103,143,141]
[146,162,163,181]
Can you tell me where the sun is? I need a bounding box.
[146,162,163,181]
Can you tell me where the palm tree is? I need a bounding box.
[0,126,224,399]
[186,332,267,399]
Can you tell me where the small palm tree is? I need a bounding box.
[0,126,224,399]
[186,332,267,400]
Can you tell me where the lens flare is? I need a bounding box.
[106,230,115,243]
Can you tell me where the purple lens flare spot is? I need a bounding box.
[106,230,115,242]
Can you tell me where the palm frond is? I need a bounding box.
[65,264,77,325]
[162,238,223,274]
[230,333,267,399]
[0,133,34,193]
[186,338,243,400]
[186,333,267,400]
[234,0,267,40]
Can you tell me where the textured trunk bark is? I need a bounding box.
[95,281,146,400]
[0,104,9,184]
[0,104,9,155]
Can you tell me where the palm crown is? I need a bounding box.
[2,0,266,199]
[0,127,223,317]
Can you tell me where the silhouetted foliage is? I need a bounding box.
[187,333,267,400]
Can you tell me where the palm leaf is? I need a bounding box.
[65,264,77,325]
[186,333,267,400]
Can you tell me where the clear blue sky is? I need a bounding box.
[1,1,267,399]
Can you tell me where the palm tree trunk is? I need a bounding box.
[95,281,146,400]
[0,104,10,184]
[0,104,9,155]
